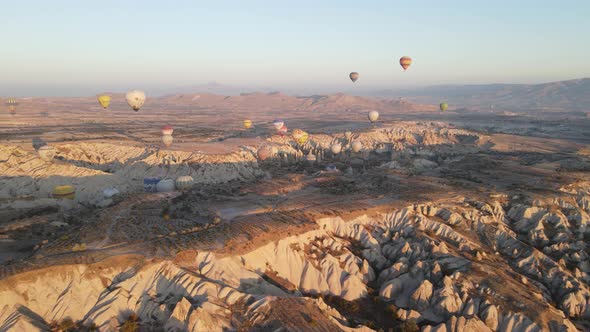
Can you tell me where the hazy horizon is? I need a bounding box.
[2,0,589,96]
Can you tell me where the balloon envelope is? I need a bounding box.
[243,119,253,129]
[52,185,75,200]
[440,103,448,112]
[175,176,194,190]
[368,110,379,123]
[162,126,174,135]
[6,98,17,114]
[162,134,174,147]
[344,130,353,140]
[97,95,111,109]
[349,72,359,83]
[331,143,342,154]
[272,119,284,130]
[399,56,412,70]
[125,90,146,111]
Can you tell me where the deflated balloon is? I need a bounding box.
[162,125,174,135]
[349,72,359,83]
[243,119,253,129]
[399,56,412,71]
[97,95,111,109]
[351,141,363,153]
[368,110,379,123]
[440,102,448,112]
[162,134,174,147]
[125,90,146,111]
[38,145,56,162]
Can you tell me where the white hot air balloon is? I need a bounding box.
[344,130,353,141]
[305,153,317,164]
[38,145,56,162]
[175,176,194,190]
[331,143,342,155]
[162,134,174,147]
[351,141,363,153]
[368,110,379,125]
[126,90,146,112]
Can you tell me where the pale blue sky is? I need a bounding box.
[1,0,589,96]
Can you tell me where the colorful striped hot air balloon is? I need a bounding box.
[6,98,18,115]
[349,72,359,83]
[97,95,111,109]
[399,56,412,71]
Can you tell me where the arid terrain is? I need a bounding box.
[1,92,590,331]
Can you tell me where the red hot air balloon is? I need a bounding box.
[162,126,174,136]
[399,56,412,71]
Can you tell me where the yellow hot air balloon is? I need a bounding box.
[97,95,111,109]
[243,119,253,129]
[291,128,309,145]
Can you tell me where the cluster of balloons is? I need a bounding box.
[348,56,413,83]
[93,90,147,112]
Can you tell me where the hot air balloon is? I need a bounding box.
[368,110,379,125]
[349,72,359,83]
[97,95,111,109]
[175,176,194,190]
[162,126,174,136]
[125,90,146,112]
[272,119,284,131]
[6,98,18,115]
[292,129,309,145]
[305,153,316,164]
[52,185,75,200]
[162,134,174,147]
[399,56,412,71]
[38,145,56,162]
[351,141,363,153]
[344,130,353,141]
[331,143,342,155]
[440,103,448,112]
[243,119,253,129]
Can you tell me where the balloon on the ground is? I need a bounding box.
[243,119,253,129]
[38,145,56,162]
[161,126,174,135]
[440,102,448,112]
[352,141,363,153]
[349,72,359,83]
[52,185,75,200]
[162,134,174,147]
[125,90,146,111]
[368,110,379,123]
[399,56,412,70]
[97,95,111,109]
[175,176,194,190]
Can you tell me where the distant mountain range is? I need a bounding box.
[374,78,590,111]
